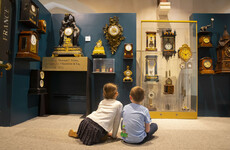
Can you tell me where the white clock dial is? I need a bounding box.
[40,71,45,79]
[165,43,172,50]
[31,5,36,13]
[180,62,185,69]
[31,35,37,45]
[108,25,120,36]
[43,20,47,27]
[64,27,73,36]
[40,80,44,88]
[204,60,211,68]
[148,91,155,99]
[125,44,132,51]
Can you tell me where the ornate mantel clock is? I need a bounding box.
[215,26,230,73]
[123,66,133,82]
[145,55,159,82]
[162,29,176,60]
[20,0,39,28]
[16,31,40,61]
[178,44,192,62]
[92,39,106,58]
[124,43,133,59]
[199,57,215,74]
[146,32,156,51]
[52,14,83,57]
[103,16,125,54]
[198,18,214,48]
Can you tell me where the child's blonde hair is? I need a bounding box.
[130,86,144,102]
[103,83,118,99]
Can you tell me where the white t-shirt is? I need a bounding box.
[87,99,123,138]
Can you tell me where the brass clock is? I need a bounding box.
[37,20,47,34]
[124,43,133,59]
[199,57,215,74]
[162,29,176,60]
[178,44,192,62]
[103,16,125,54]
[17,31,40,61]
[146,32,156,51]
[123,66,133,82]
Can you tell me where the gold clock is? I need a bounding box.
[103,16,125,54]
[178,44,192,62]
[37,20,47,33]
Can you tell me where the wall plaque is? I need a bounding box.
[42,57,88,71]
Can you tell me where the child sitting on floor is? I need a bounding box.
[68,83,123,145]
[121,86,158,144]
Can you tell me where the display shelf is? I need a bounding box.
[140,20,198,119]
[93,58,115,74]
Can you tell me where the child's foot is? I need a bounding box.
[68,129,78,138]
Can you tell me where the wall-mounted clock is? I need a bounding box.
[20,0,39,28]
[162,29,176,60]
[178,44,192,62]
[199,57,215,74]
[103,16,125,54]
[37,20,47,34]
[123,65,133,82]
[124,43,133,59]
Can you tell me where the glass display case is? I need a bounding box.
[93,58,115,74]
[140,20,198,119]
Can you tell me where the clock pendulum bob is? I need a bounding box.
[145,55,159,82]
[16,31,40,61]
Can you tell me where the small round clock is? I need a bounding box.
[64,27,73,36]
[125,44,132,51]
[31,5,36,13]
[165,43,173,50]
[203,37,210,44]
[180,62,186,69]
[40,80,44,88]
[204,60,212,68]
[124,43,133,59]
[108,25,120,36]
[199,57,215,74]
[40,71,45,80]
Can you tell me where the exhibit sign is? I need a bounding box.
[42,57,88,71]
[0,0,12,61]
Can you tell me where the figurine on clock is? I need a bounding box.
[162,29,176,61]
[198,18,214,48]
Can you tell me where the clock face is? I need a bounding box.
[225,47,230,57]
[31,5,36,13]
[179,44,192,62]
[108,25,120,36]
[31,35,37,45]
[64,27,73,36]
[166,78,172,85]
[180,62,185,69]
[148,91,155,99]
[125,44,132,51]
[204,60,212,68]
[165,43,173,50]
[187,62,192,69]
[126,71,131,76]
[40,80,44,88]
[40,71,45,79]
[203,37,210,44]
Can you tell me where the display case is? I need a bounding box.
[93,58,115,74]
[140,20,198,119]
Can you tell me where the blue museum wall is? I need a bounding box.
[51,13,136,112]
[190,13,230,117]
[9,0,52,125]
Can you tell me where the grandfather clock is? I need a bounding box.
[215,26,230,73]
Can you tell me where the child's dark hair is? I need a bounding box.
[103,83,118,99]
[130,86,144,102]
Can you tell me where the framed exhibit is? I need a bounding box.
[140,20,198,119]
[93,58,115,74]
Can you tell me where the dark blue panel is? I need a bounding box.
[191,13,230,117]
[52,13,136,111]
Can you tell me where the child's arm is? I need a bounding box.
[111,103,123,138]
[145,123,150,133]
